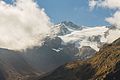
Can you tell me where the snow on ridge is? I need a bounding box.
[59,26,108,43]
[52,21,120,53]
[58,26,120,51]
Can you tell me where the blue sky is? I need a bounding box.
[4,0,114,26]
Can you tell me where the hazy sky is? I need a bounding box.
[4,0,114,26]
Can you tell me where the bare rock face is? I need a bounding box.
[39,37,120,80]
[44,37,62,49]
[79,46,96,60]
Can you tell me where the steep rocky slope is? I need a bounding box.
[39,38,120,80]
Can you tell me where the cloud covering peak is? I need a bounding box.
[0,0,52,50]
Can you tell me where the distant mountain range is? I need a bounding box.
[0,21,119,80]
[53,21,120,59]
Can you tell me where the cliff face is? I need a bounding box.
[39,38,120,80]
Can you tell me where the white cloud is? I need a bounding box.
[105,11,120,29]
[89,0,120,29]
[89,0,97,10]
[0,0,52,50]
[97,0,120,9]
[89,0,120,9]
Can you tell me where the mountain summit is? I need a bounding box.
[60,21,82,30]
[53,21,82,36]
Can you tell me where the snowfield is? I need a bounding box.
[59,26,108,51]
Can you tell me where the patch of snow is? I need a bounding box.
[52,48,63,52]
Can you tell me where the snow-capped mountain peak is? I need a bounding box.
[60,21,82,30]
[52,21,120,59]
[52,21,82,36]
